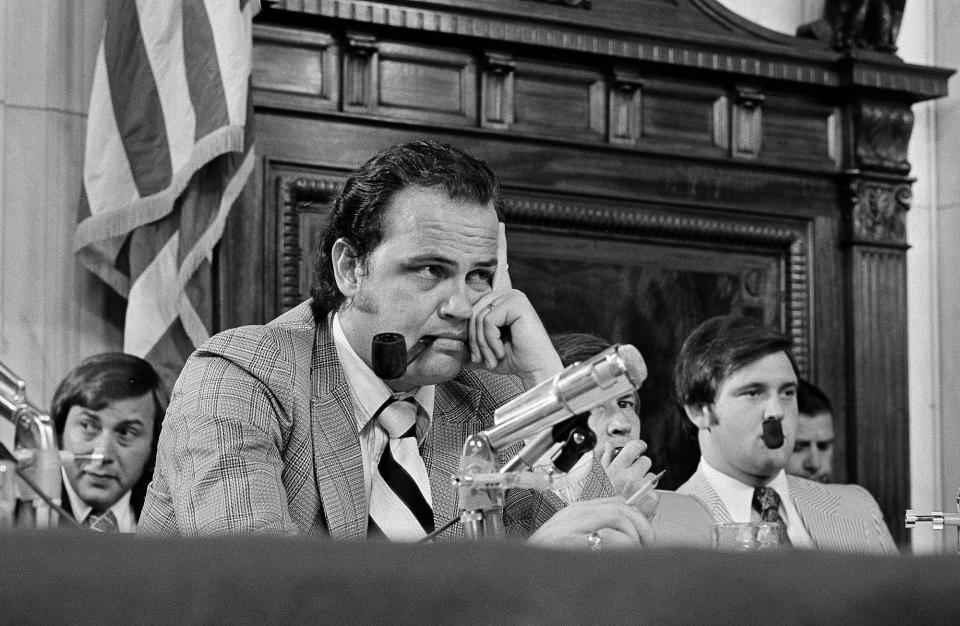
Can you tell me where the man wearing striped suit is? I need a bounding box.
[674,315,897,554]
[140,140,653,549]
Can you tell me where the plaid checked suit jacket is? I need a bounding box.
[140,301,607,538]
[677,466,898,554]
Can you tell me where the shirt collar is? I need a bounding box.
[331,313,435,433]
[700,457,757,522]
[61,468,136,531]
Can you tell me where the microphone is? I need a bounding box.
[485,344,647,451]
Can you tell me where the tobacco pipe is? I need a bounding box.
[371,333,434,379]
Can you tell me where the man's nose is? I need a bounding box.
[803,446,821,472]
[764,394,787,418]
[92,432,119,464]
[438,284,473,320]
[608,412,634,437]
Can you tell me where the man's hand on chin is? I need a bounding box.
[526,497,656,550]
[468,289,563,389]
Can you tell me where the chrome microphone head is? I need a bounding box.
[616,344,648,388]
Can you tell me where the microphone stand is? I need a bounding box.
[454,413,595,541]
[905,485,960,555]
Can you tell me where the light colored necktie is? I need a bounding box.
[368,398,435,541]
[84,508,119,532]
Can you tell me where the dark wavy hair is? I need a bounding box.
[674,315,798,409]
[551,332,613,368]
[797,379,833,417]
[310,139,503,319]
[50,352,167,517]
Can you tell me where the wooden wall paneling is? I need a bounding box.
[762,94,841,169]
[246,1,953,543]
[216,156,267,330]
[481,51,515,130]
[252,24,339,114]
[810,212,848,483]
[376,41,477,127]
[608,70,641,146]
[511,59,606,142]
[252,112,838,217]
[638,77,728,157]
[732,85,763,160]
[276,171,342,314]
[843,172,913,546]
[343,32,378,114]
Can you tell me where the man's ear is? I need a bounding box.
[331,238,361,299]
[684,404,713,430]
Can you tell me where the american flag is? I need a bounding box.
[75,0,259,387]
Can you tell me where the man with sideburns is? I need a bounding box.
[674,315,896,554]
[140,140,652,549]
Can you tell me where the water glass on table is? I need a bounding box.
[712,522,785,550]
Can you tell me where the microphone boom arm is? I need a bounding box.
[454,344,646,540]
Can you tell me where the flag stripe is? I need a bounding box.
[144,317,201,393]
[183,0,230,142]
[104,0,172,197]
[378,440,435,532]
[78,0,260,391]
[176,155,232,267]
[128,209,179,284]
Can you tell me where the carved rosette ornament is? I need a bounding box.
[846,178,910,245]
[854,101,914,173]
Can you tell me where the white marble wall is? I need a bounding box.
[0,0,117,406]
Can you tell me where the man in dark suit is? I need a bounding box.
[674,315,897,554]
[51,353,167,532]
[140,140,652,548]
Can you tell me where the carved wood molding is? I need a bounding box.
[844,174,910,247]
[609,70,642,145]
[344,32,379,113]
[277,173,343,312]
[732,85,764,159]
[502,195,812,376]
[272,170,813,374]
[853,101,914,173]
[482,51,515,129]
[527,0,592,8]
[275,0,848,89]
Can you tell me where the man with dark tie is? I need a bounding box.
[51,353,167,532]
[139,139,652,549]
[674,315,897,554]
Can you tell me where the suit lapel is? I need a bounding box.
[424,378,483,537]
[683,467,734,524]
[310,318,367,540]
[788,475,843,550]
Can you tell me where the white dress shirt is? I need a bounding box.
[699,458,814,548]
[332,314,435,506]
[61,469,137,533]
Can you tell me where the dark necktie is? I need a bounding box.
[84,508,119,532]
[752,486,791,546]
[367,397,435,541]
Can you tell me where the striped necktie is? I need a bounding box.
[368,397,435,541]
[752,486,792,546]
[84,508,119,532]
